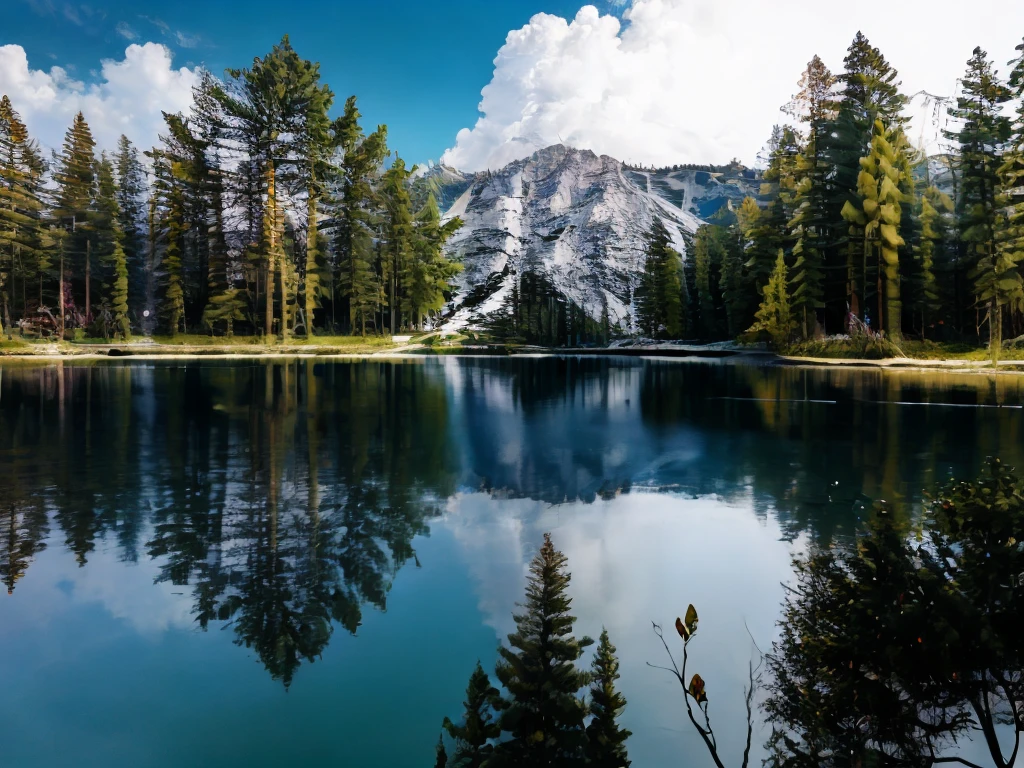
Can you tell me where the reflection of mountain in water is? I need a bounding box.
[445,357,1024,540]
[2,357,1024,684]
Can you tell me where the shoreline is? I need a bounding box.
[2,341,1024,374]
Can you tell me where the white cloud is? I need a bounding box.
[443,0,1024,171]
[115,21,138,41]
[174,31,201,49]
[0,42,199,155]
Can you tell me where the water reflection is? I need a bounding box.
[1,360,458,686]
[1,356,1023,714]
[765,462,1024,768]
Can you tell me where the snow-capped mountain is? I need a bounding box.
[424,144,760,330]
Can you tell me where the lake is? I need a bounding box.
[1,356,1022,767]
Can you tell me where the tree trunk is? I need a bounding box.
[85,238,91,327]
[58,245,66,341]
[265,159,276,340]
[304,182,317,338]
[990,298,1002,364]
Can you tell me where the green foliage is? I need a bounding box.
[94,156,130,339]
[492,533,593,767]
[585,630,631,768]
[911,186,952,332]
[114,134,146,318]
[783,334,903,359]
[840,118,910,340]
[692,224,725,338]
[331,95,388,335]
[442,661,501,768]
[786,56,838,339]
[636,218,684,338]
[765,459,1024,768]
[746,251,795,349]
[0,95,46,337]
[946,47,1014,357]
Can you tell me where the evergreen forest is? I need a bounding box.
[0,36,462,342]
[636,32,1024,359]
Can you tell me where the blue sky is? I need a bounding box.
[6,0,616,163]
[5,0,1024,171]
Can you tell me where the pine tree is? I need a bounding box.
[830,34,910,323]
[434,736,449,768]
[150,148,186,336]
[53,112,97,326]
[493,533,593,767]
[786,56,838,338]
[747,250,796,349]
[301,75,334,336]
[585,629,632,768]
[381,158,415,333]
[636,219,683,339]
[693,224,723,338]
[0,95,45,337]
[994,37,1024,349]
[114,135,146,318]
[94,155,130,339]
[186,73,246,337]
[408,193,462,330]
[746,126,798,298]
[945,47,1014,356]
[840,118,910,339]
[442,661,501,768]
[913,185,954,337]
[330,96,388,335]
[214,36,331,339]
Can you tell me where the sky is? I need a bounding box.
[2,0,1024,172]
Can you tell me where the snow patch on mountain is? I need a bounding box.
[435,144,713,331]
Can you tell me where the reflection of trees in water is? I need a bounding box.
[638,362,1024,542]
[764,461,1024,768]
[0,360,457,687]
[3,358,1024,687]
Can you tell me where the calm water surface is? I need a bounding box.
[1,356,1022,767]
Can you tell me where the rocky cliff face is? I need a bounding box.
[425,144,759,330]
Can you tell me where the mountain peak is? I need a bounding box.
[428,148,762,332]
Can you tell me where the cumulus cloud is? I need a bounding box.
[0,42,199,154]
[443,0,1024,171]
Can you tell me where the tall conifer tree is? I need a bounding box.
[53,112,97,325]
[0,95,45,336]
[945,47,1014,355]
[114,135,146,317]
[442,661,501,768]
[330,96,388,335]
[493,533,592,767]
[786,56,838,338]
[585,629,632,768]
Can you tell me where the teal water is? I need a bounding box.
[1,357,1023,767]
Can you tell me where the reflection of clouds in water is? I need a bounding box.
[441,493,540,640]
[439,489,796,767]
[4,530,194,635]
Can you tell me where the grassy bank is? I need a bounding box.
[781,336,1024,363]
[0,333,402,357]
